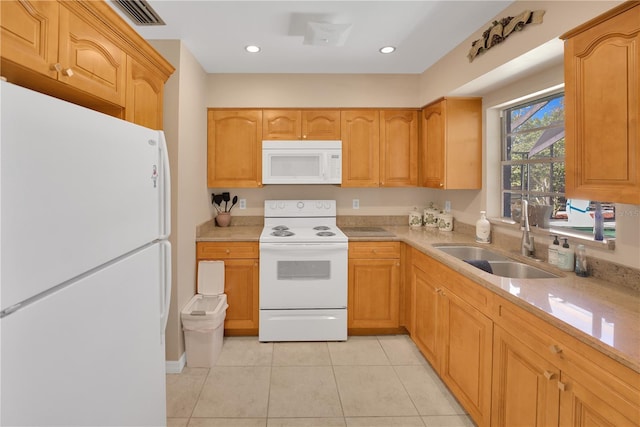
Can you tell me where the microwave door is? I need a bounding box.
[263,151,325,184]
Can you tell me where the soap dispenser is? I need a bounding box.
[475,211,491,243]
[557,238,575,272]
[548,235,560,266]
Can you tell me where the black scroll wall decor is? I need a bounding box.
[468,10,545,62]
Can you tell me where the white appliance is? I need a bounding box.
[0,81,171,426]
[262,140,342,184]
[259,200,347,342]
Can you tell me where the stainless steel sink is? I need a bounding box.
[433,244,559,279]
[487,261,559,279]
[432,245,510,261]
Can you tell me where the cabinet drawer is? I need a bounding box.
[197,242,259,259]
[349,241,400,259]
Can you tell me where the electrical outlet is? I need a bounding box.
[445,200,451,212]
[239,198,246,209]
[353,199,360,209]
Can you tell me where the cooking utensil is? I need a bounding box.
[213,194,224,212]
[228,195,238,212]
[222,192,231,211]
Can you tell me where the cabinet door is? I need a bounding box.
[439,287,493,427]
[262,109,301,140]
[420,101,445,188]
[125,55,164,130]
[341,110,380,187]
[348,258,400,329]
[0,0,58,78]
[559,371,639,427]
[563,4,640,204]
[380,110,418,187]
[302,110,341,140]
[58,3,126,106]
[207,110,263,187]
[410,260,439,368]
[222,259,259,333]
[492,326,560,427]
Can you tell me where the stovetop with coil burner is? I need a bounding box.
[259,200,347,244]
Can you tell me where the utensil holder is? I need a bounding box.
[215,212,231,227]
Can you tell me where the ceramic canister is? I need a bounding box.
[438,213,453,232]
[409,211,423,227]
[423,208,439,228]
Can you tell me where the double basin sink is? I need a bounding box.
[433,245,559,279]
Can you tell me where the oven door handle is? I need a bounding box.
[260,243,346,251]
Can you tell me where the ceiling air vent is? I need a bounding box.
[113,0,165,26]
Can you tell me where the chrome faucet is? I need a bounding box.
[521,200,535,257]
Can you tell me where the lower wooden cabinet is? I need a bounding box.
[410,249,493,427]
[196,242,259,335]
[348,242,400,331]
[491,326,560,427]
[493,295,640,427]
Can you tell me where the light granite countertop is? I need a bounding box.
[196,222,640,373]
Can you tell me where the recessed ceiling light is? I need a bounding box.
[245,45,261,53]
[379,46,396,54]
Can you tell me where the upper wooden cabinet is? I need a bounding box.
[341,109,418,187]
[58,2,126,106]
[380,110,419,187]
[262,109,340,140]
[561,2,640,204]
[125,56,165,130]
[207,109,263,188]
[420,97,482,189]
[0,0,59,79]
[341,110,380,187]
[1,0,174,128]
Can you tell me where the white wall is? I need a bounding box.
[151,40,210,361]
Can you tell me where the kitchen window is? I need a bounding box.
[500,93,615,238]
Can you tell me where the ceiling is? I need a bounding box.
[110,1,515,74]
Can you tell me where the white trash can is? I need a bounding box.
[181,260,228,367]
[181,293,228,367]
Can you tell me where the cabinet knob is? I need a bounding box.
[549,344,563,354]
[52,63,63,72]
[543,371,555,380]
[372,249,377,254]
[62,68,74,77]
[557,381,567,392]
[225,249,231,254]
[302,135,307,139]
[439,183,444,187]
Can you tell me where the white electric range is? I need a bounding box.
[259,200,347,342]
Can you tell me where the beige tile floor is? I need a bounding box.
[167,335,475,427]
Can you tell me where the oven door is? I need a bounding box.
[259,243,347,309]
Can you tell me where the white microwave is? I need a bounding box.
[262,140,342,184]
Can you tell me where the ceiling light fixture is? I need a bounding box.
[379,46,396,54]
[245,45,261,53]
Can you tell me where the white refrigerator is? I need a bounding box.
[0,81,171,426]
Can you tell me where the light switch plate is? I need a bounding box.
[353,199,360,209]
[239,199,246,209]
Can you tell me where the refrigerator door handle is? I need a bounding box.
[158,132,171,239]
[160,241,172,342]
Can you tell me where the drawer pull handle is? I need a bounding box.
[558,381,567,392]
[543,371,555,380]
[549,345,562,354]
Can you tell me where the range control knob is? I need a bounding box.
[297,201,305,209]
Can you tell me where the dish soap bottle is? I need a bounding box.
[548,235,560,266]
[475,211,491,243]
[575,244,589,277]
[557,238,575,272]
